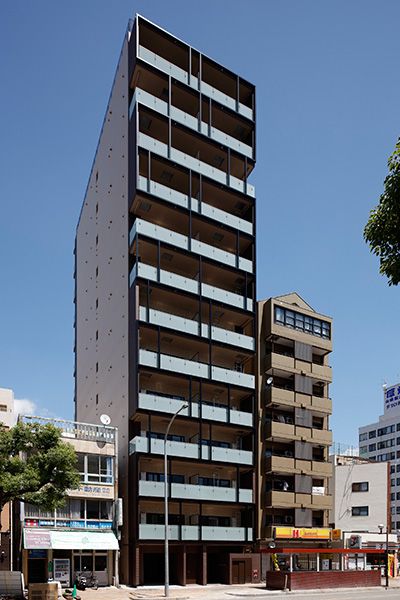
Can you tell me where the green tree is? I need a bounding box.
[0,420,81,511]
[364,138,400,286]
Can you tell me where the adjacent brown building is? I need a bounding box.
[257,294,333,564]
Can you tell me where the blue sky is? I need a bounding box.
[1,0,399,446]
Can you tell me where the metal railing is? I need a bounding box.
[19,415,116,443]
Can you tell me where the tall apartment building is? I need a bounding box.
[359,383,400,532]
[75,16,257,586]
[257,294,333,558]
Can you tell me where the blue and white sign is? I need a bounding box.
[384,383,400,415]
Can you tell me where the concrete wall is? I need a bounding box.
[75,30,130,581]
[332,461,388,531]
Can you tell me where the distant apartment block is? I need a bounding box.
[75,16,258,586]
[359,382,400,532]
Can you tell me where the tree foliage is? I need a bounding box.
[364,138,400,286]
[0,421,81,511]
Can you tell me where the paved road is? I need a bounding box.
[73,581,400,600]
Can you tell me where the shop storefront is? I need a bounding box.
[23,528,119,587]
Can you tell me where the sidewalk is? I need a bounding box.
[68,577,400,600]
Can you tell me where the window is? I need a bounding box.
[369,430,377,439]
[397,423,400,431]
[0,405,7,412]
[95,266,99,277]
[397,478,400,486]
[359,446,368,455]
[378,439,395,449]
[96,362,98,373]
[96,298,99,309]
[392,507,396,514]
[369,444,376,452]
[146,473,184,484]
[397,521,400,529]
[96,235,99,246]
[392,493,395,500]
[96,330,98,341]
[76,453,114,484]
[391,479,395,486]
[359,433,368,442]
[24,500,112,523]
[274,306,331,339]
[397,492,400,500]
[397,464,400,472]
[391,465,395,473]
[378,425,395,436]
[352,506,368,516]
[352,482,369,492]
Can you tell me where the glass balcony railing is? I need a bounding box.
[129,435,253,465]
[129,218,253,273]
[138,133,255,198]
[138,349,255,389]
[138,523,252,541]
[138,305,255,351]
[138,480,253,503]
[137,176,253,235]
[138,46,253,121]
[129,262,254,312]
[138,392,253,427]
[130,88,253,159]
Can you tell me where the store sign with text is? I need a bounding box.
[274,527,331,540]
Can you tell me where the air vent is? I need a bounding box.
[212,232,224,242]
[161,252,173,262]
[212,155,224,167]
[139,201,151,212]
[161,170,173,182]
[140,115,152,130]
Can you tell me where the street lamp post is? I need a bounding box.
[378,523,389,588]
[164,403,188,597]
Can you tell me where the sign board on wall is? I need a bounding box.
[274,527,330,540]
[384,383,400,415]
[332,529,341,540]
[66,485,114,499]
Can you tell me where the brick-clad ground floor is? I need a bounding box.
[266,569,381,590]
[130,543,261,587]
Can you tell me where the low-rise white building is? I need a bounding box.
[329,454,398,572]
[18,416,119,587]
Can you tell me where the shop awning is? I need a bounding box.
[24,529,119,550]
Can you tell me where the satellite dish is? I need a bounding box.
[100,414,111,426]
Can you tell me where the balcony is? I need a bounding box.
[130,263,253,312]
[310,363,332,383]
[311,428,333,445]
[311,461,332,478]
[138,392,253,427]
[138,480,252,503]
[265,353,295,372]
[138,132,255,198]
[130,218,253,273]
[131,88,253,159]
[139,523,253,541]
[264,421,332,446]
[138,45,254,121]
[265,387,332,415]
[138,350,255,389]
[265,491,295,507]
[137,176,253,235]
[129,435,253,465]
[265,455,332,477]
